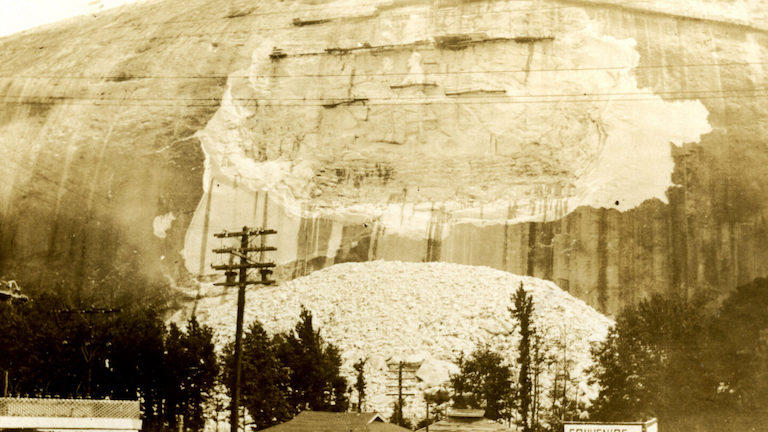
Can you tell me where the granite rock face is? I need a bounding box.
[1,0,767,313]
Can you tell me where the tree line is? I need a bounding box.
[0,293,217,432]
[439,278,768,432]
[588,277,768,430]
[426,284,580,432]
[222,306,349,430]
[0,294,349,432]
[4,277,768,432]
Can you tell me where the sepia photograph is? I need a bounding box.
[0,0,767,431]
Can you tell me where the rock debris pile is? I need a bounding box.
[188,261,613,420]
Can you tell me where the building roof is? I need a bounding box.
[445,409,485,418]
[262,411,411,432]
[415,410,515,432]
[0,397,140,419]
[0,397,141,432]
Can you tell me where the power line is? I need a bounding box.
[0,94,763,108]
[0,60,765,81]
[2,88,767,108]
[2,85,766,103]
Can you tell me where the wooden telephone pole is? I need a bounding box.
[386,360,418,426]
[212,226,277,432]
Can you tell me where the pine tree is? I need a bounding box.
[353,358,367,412]
[224,320,292,430]
[544,333,580,432]
[180,316,218,432]
[275,306,349,412]
[450,353,469,409]
[448,346,513,420]
[164,323,186,430]
[389,399,412,429]
[110,306,165,429]
[510,283,535,432]
[588,293,715,422]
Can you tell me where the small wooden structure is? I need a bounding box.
[260,411,410,432]
[416,409,515,432]
[0,397,141,432]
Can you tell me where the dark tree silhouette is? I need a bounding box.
[510,283,535,432]
[227,307,350,430]
[0,293,217,432]
[709,277,768,412]
[588,293,716,422]
[223,320,292,430]
[275,306,349,413]
[449,346,513,420]
[353,358,367,412]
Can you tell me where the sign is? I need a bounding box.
[564,425,643,432]
[564,419,657,432]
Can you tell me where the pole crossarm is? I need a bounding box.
[213,280,276,287]
[214,229,277,238]
[212,246,277,254]
[211,263,276,270]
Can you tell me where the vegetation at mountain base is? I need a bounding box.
[0,294,217,432]
[389,399,412,430]
[416,388,450,429]
[4,274,768,432]
[449,346,514,421]
[510,283,536,432]
[588,277,768,430]
[448,284,564,431]
[353,357,367,412]
[223,306,349,430]
[222,320,293,430]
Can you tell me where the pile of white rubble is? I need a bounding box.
[185,261,613,421]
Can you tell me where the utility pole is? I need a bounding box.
[212,226,277,432]
[386,360,417,426]
[397,362,403,424]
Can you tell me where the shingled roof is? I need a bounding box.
[415,409,516,432]
[261,411,411,432]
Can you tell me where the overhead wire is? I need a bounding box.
[2,85,767,103]
[1,60,767,81]
[1,87,768,108]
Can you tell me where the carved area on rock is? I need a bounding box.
[183,0,733,316]
[197,3,711,218]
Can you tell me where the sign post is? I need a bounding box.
[563,418,657,432]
